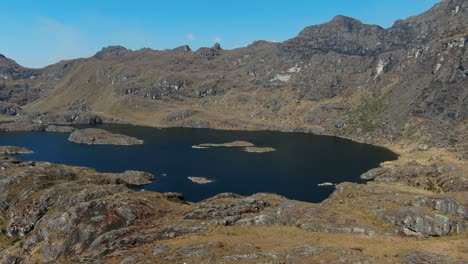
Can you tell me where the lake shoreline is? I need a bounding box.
[0,123,398,203]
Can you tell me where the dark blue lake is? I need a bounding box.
[0,124,397,202]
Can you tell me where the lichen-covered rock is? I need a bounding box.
[184,193,270,224]
[360,167,388,180]
[413,196,468,220]
[387,207,458,236]
[402,252,453,264]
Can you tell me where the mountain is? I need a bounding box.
[0,0,466,144]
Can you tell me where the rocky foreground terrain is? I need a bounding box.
[0,0,467,263]
[0,146,466,264]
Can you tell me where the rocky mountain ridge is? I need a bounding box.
[0,1,466,150]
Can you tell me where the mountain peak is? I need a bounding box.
[330,15,362,25]
[0,54,19,67]
[283,14,385,56]
[173,45,192,52]
[213,43,222,50]
[93,45,132,60]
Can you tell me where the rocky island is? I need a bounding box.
[243,146,276,153]
[0,146,33,155]
[0,0,467,263]
[68,128,143,145]
[187,176,214,184]
[195,141,255,148]
[193,141,276,153]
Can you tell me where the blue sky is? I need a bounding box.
[1,0,439,68]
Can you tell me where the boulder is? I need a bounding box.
[418,144,430,151]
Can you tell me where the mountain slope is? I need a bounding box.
[0,0,466,147]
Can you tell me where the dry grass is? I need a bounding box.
[106,225,468,264]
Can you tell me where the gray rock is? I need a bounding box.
[418,144,430,151]
[121,253,144,264]
[176,242,220,257]
[392,208,455,236]
[165,110,198,121]
[182,120,211,128]
[152,245,169,255]
[360,167,388,180]
[403,252,452,264]
[162,192,185,202]
[413,196,467,219]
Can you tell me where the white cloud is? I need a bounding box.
[213,37,222,43]
[186,33,196,40]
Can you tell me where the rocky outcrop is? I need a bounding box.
[0,119,47,132]
[68,128,143,145]
[402,252,454,264]
[281,15,386,56]
[182,119,211,128]
[0,102,21,116]
[115,170,154,186]
[195,43,223,59]
[360,161,467,192]
[93,45,132,60]
[165,110,199,121]
[390,208,457,236]
[0,146,32,155]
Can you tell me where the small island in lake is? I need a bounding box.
[0,146,33,155]
[193,141,276,153]
[68,128,143,145]
[195,141,254,148]
[188,176,214,184]
[244,146,276,153]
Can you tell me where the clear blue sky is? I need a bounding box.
[1,0,439,68]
